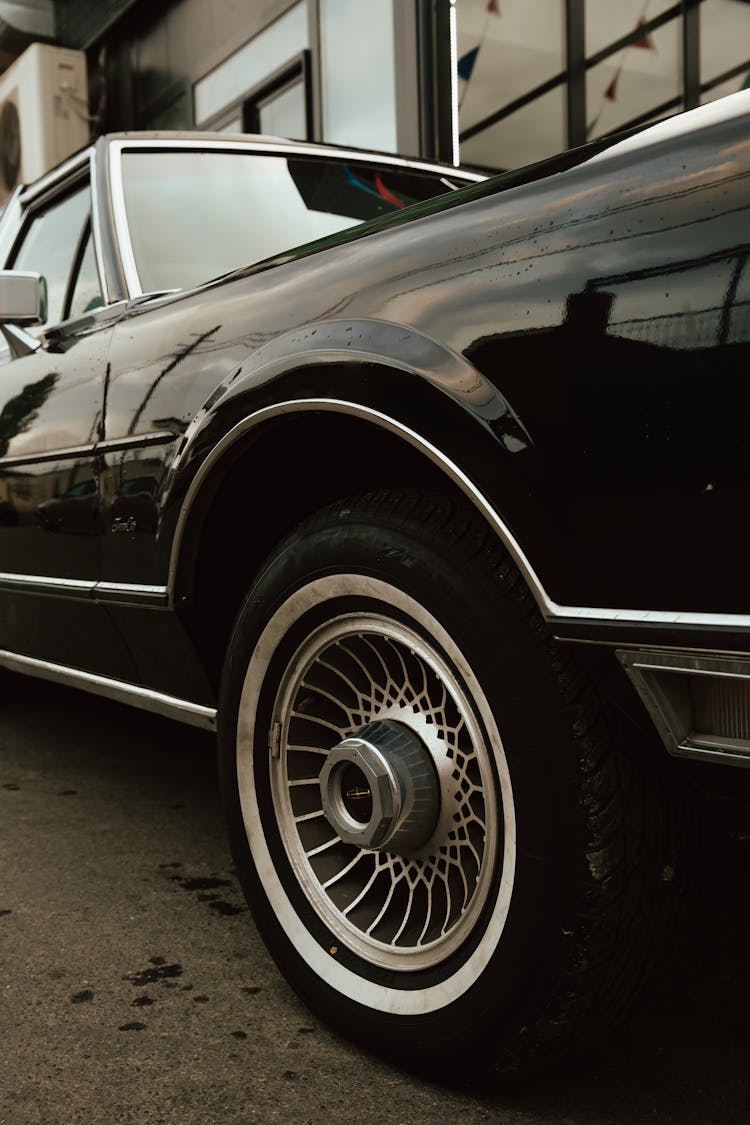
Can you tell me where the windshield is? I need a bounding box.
[120,148,464,293]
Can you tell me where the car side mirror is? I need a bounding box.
[0,270,47,325]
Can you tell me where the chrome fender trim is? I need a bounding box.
[167,397,548,615]
[168,396,750,638]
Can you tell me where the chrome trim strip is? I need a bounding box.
[0,431,176,468]
[555,636,750,658]
[551,606,750,629]
[0,648,216,730]
[0,571,92,592]
[90,145,111,305]
[0,573,168,603]
[108,137,484,181]
[0,442,95,468]
[109,143,141,296]
[168,396,750,637]
[95,581,168,604]
[19,147,94,206]
[108,139,483,298]
[96,431,177,454]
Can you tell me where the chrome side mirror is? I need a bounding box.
[0,270,47,325]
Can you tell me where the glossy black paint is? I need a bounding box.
[1,104,749,709]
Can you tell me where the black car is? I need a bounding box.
[0,95,748,1081]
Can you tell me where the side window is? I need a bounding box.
[68,228,104,319]
[10,185,90,328]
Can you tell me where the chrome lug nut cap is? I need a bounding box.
[319,720,440,853]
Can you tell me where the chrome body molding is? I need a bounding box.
[168,397,750,639]
[0,430,176,469]
[0,442,96,468]
[0,572,167,603]
[95,581,168,605]
[0,571,93,594]
[94,431,177,454]
[0,648,216,730]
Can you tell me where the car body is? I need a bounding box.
[1,94,749,1080]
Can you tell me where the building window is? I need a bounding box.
[700,0,750,103]
[244,53,312,141]
[456,0,566,170]
[452,0,750,172]
[319,0,398,153]
[193,1,309,130]
[585,1,681,140]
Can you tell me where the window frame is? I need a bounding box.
[4,149,109,333]
[107,137,484,299]
[242,50,313,141]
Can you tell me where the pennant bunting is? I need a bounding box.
[631,18,655,50]
[604,71,620,101]
[457,46,480,82]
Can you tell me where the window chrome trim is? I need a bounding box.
[107,137,484,298]
[19,146,94,207]
[89,145,111,305]
[169,396,750,637]
[0,647,216,730]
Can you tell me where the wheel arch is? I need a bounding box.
[168,394,551,689]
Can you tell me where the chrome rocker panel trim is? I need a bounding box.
[0,572,167,604]
[0,648,216,730]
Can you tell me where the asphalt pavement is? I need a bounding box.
[1,673,749,1125]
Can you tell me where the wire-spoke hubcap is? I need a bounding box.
[270,611,500,971]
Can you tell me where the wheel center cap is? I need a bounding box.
[319,719,440,853]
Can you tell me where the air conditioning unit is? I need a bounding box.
[0,43,89,204]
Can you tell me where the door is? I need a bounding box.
[0,167,135,679]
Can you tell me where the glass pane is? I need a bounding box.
[12,187,88,327]
[701,0,750,87]
[320,0,397,153]
[456,0,564,139]
[585,0,676,57]
[194,1,308,125]
[68,232,103,319]
[121,150,459,293]
[586,14,680,139]
[460,83,564,169]
[258,79,306,140]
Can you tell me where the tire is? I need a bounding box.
[218,489,679,1081]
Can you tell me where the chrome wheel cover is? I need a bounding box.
[236,575,516,1010]
[271,614,498,970]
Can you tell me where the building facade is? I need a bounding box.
[0,0,748,172]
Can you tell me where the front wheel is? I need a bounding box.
[219,490,677,1080]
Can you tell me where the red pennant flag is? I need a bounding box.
[486,0,500,13]
[631,18,655,49]
[604,72,620,101]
